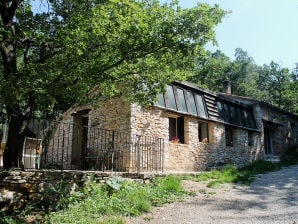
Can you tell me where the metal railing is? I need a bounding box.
[37,122,164,173]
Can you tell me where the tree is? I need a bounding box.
[189,50,232,91]
[190,48,298,114]
[0,0,226,168]
[265,61,297,112]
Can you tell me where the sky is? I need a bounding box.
[179,0,298,69]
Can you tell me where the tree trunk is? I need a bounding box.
[3,115,28,169]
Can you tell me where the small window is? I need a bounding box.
[198,122,209,143]
[248,131,254,146]
[169,116,184,143]
[225,127,233,147]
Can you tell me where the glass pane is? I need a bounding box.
[234,108,242,126]
[241,110,249,127]
[195,94,206,117]
[223,103,231,122]
[230,106,237,125]
[166,85,177,110]
[186,92,197,115]
[177,88,187,112]
[217,101,224,119]
[247,111,256,129]
[155,93,165,107]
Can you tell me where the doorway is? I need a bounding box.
[264,127,273,155]
[71,109,90,168]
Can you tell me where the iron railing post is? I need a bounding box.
[136,135,141,175]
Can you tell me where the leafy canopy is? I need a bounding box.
[0,0,226,117]
[190,48,298,114]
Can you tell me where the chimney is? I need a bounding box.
[223,80,231,95]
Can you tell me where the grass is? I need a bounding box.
[0,175,189,224]
[2,147,297,223]
[45,175,189,223]
[191,146,298,187]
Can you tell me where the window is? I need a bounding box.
[169,116,184,143]
[198,122,209,143]
[217,100,256,129]
[186,91,197,115]
[156,93,165,107]
[155,85,207,119]
[225,127,233,147]
[166,85,177,110]
[177,88,188,112]
[288,123,297,143]
[195,94,207,118]
[288,123,295,138]
[248,131,254,146]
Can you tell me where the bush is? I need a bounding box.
[45,175,187,223]
[192,152,298,187]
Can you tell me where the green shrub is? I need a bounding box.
[192,154,298,187]
[45,175,187,223]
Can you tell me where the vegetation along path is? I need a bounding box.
[127,165,298,224]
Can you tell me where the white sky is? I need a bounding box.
[179,0,298,69]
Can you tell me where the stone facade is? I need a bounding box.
[252,104,298,157]
[43,83,298,173]
[130,104,262,171]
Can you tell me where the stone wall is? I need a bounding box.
[0,170,116,212]
[44,96,132,170]
[254,104,298,157]
[129,104,263,171]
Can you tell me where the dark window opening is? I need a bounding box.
[248,131,254,146]
[199,122,209,143]
[225,127,233,147]
[217,100,256,129]
[169,116,185,143]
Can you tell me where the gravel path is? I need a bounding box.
[127,165,298,224]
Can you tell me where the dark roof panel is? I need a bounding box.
[155,81,258,130]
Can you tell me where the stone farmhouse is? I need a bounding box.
[40,80,298,173]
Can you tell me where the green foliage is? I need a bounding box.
[0,0,226,168]
[0,0,226,117]
[45,175,188,223]
[0,212,20,224]
[191,151,298,187]
[280,146,298,166]
[190,48,298,114]
[194,164,239,187]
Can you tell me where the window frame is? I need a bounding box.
[169,116,185,144]
[248,131,254,146]
[158,85,208,119]
[198,121,209,143]
[225,126,234,147]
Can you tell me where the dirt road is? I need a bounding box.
[127,165,298,224]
